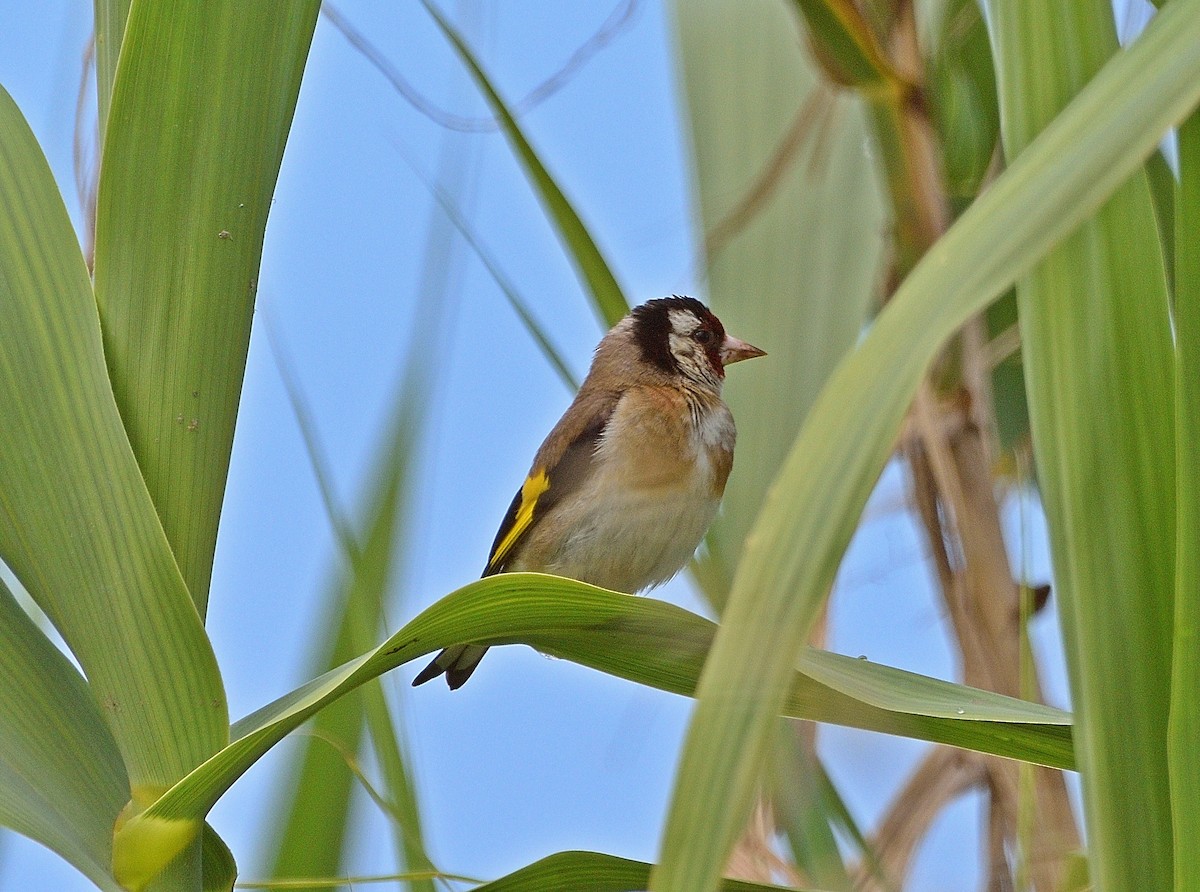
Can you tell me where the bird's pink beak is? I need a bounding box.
[719,334,766,367]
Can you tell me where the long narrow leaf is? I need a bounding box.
[1170,110,1200,889]
[472,850,803,892]
[422,0,630,326]
[769,726,852,891]
[0,85,226,796]
[649,3,1200,890]
[92,0,131,137]
[401,147,579,391]
[361,688,436,892]
[112,575,1072,887]
[0,580,127,892]
[267,303,441,888]
[986,3,1177,888]
[238,851,800,891]
[93,0,320,613]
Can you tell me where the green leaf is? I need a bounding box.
[985,289,1030,453]
[769,726,852,891]
[0,85,226,795]
[361,688,436,892]
[201,823,236,892]
[404,148,579,392]
[93,0,132,137]
[236,852,802,891]
[787,0,905,93]
[1170,109,1200,890]
[926,0,999,202]
[471,850,804,891]
[112,575,1073,885]
[422,0,630,327]
[672,0,885,606]
[0,580,127,892]
[265,352,434,886]
[986,2,1176,888]
[650,2,1200,889]
[92,0,320,614]
[1146,148,1177,293]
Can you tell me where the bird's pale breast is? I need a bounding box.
[512,385,735,593]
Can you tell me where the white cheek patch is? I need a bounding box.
[667,308,704,370]
[668,330,691,360]
[667,308,701,337]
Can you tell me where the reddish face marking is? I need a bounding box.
[689,311,726,378]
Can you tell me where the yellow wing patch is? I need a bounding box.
[488,469,550,571]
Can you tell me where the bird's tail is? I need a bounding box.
[411,643,489,689]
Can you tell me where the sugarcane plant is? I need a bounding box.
[0,1,1197,891]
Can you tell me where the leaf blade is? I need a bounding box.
[0,84,226,794]
[422,0,630,326]
[472,850,803,892]
[1170,109,1200,890]
[986,2,1177,887]
[0,580,127,892]
[650,3,1200,889]
[92,0,320,613]
[113,574,1074,885]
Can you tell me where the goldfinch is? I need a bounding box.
[413,296,764,689]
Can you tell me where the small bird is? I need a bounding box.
[413,296,764,689]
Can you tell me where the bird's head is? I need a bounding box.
[620,295,765,392]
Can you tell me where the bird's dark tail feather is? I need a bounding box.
[411,644,489,689]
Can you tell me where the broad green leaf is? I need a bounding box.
[113,576,1073,885]
[0,580,127,892]
[987,3,1176,889]
[650,3,1200,889]
[1170,110,1200,889]
[471,850,802,891]
[672,0,886,606]
[0,85,226,794]
[422,0,630,327]
[201,824,236,892]
[93,0,320,614]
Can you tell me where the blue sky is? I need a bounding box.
[0,3,1074,890]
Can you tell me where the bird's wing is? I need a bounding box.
[483,390,619,576]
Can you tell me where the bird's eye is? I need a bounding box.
[694,329,714,345]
